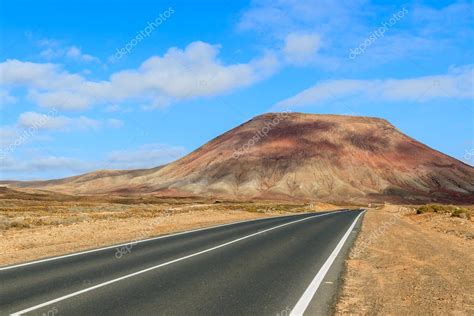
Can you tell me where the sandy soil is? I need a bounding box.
[0,187,342,266]
[335,205,474,315]
[8,186,473,315]
[0,209,275,266]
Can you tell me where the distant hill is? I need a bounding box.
[4,113,473,204]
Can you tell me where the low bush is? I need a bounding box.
[0,215,10,230]
[415,204,471,219]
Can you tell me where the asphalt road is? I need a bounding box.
[0,210,364,316]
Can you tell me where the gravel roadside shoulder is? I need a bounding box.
[335,205,474,315]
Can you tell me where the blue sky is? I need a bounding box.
[0,0,473,180]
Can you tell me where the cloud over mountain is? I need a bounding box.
[0,41,279,110]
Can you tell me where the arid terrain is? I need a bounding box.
[335,204,474,315]
[0,187,340,265]
[1,113,472,315]
[1,188,473,314]
[1,0,472,313]
[4,113,473,204]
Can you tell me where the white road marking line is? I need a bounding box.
[0,211,325,271]
[10,211,346,316]
[290,210,365,316]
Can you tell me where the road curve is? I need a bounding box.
[0,210,364,316]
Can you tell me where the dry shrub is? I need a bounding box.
[416,204,471,219]
[0,215,10,230]
[9,216,30,228]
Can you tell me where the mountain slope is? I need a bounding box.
[6,113,474,203]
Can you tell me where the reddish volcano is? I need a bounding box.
[6,113,474,204]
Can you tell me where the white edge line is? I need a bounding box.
[10,211,347,316]
[1,210,342,271]
[290,210,366,316]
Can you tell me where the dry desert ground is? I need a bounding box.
[1,187,473,315]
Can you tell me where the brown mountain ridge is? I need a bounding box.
[5,113,474,204]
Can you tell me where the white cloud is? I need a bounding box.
[104,104,121,112]
[28,156,92,172]
[38,39,100,63]
[239,1,474,69]
[0,125,54,160]
[283,33,321,64]
[27,90,93,110]
[411,1,473,37]
[106,118,124,128]
[65,46,100,62]
[141,96,171,110]
[38,38,60,47]
[0,126,21,147]
[74,116,102,130]
[17,111,123,131]
[0,41,279,110]
[238,0,362,37]
[0,60,84,90]
[0,89,17,105]
[238,1,363,69]
[0,155,93,174]
[0,113,123,164]
[275,65,474,108]
[106,143,186,169]
[40,48,60,59]
[104,104,132,113]
[0,143,186,178]
[18,111,69,130]
[106,41,279,99]
[66,46,82,58]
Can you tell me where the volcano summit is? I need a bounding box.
[6,113,474,204]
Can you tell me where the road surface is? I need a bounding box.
[0,210,364,316]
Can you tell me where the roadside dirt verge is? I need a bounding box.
[0,187,346,266]
[0,209,278,266]
[335,205,474,315]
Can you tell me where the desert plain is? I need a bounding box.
[1,186,472,315]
